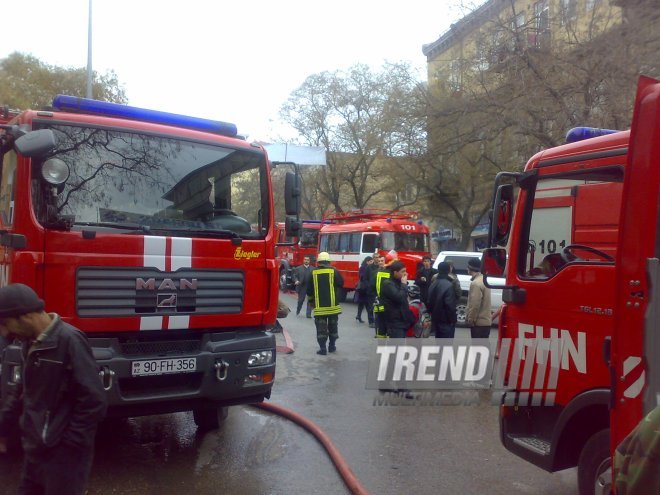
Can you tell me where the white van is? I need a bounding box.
[432,251,503,326]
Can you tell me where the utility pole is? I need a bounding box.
[86,0,93,99]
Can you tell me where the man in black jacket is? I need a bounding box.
[293,256,313,317]
[0,283,107,495]
[415,256,438,306]
[380,261,411,339]
[427,262,457,338]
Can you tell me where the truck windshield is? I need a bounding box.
[299,228,319,247]
[522,168,623,278]
[33,124,269,238]
[381,232,429,252]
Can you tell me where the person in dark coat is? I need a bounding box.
[355,256,374,324]
[415,255,438,306]
[379,260,411,339]
[293,256,313,318]
[427,261,457,338]
[0,283,107,495]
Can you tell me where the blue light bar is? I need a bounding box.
[565,127,620,144]
[52,95,237,137]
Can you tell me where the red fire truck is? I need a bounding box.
[318,209,431,296]
[0,95,302,430]
[482,76,660,495]
[275,219,322,291]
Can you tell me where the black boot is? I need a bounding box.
[328,337,337,353]
[317,338,327,355]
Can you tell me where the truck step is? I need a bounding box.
[511,436,551,456]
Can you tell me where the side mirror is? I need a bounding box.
[285,216,301,237]
[14,129,57,158]
[489,183,514,247]
[284,171,301,216]
[482,248,507,278]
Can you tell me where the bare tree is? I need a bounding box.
[280,63,426,214]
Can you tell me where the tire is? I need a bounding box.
[578,429,611,495]
[456,297,468,327]
[193,406,229,431]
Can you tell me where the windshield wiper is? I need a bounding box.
[73,221,152,233]
[148,227,240,239]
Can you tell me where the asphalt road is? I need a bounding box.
[0,292,578,494]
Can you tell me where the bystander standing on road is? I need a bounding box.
[355,256,373,325]
[0,283,107,495]
[427,261,457,338]
[466,258,492,338]
[307,252,344,355]
[380,260,412,339]
[415,255,438,306]
[446,260,462,301]
[293,255,313,318]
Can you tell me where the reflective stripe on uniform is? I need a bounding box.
[374,271,390,313]
[312,268,342,316]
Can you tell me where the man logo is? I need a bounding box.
[158,294,177,308]
[135,278,198,290]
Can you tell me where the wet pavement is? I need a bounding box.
[0,292,578,494]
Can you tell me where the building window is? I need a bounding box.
[397,183,417,204]
[586,0,598,11]
[532,0,550,48]
[448,60,462,92]
[510,12,526,50]
[560,0,578,26]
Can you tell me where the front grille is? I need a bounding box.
[119,339,201,357]
[119,373,203,398]
[77,268,244,317]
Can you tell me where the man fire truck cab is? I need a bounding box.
[0,95,302,430]
[275,219,322,291]
[482,76,660,495]
[318,209,431,298]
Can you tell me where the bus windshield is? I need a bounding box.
[381,232,429,252]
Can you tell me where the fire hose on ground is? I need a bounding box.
[251,401,371,495]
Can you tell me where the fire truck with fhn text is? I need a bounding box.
[482,76,659,495]
[0,96,302,430]
[318,209,431,297]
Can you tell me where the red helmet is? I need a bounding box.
[384,250,398,265]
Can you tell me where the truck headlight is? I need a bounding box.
[42,158,70,185]
[248,350,273,367]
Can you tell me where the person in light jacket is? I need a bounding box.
[465,258,492,338]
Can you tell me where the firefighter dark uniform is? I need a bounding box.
[307,252,344,355]
[373,270,390,339]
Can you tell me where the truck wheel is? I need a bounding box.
[193,406,229,431]
[456,297,468,327]
[578,429,611,495]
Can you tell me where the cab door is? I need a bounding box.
[0,149,19,288]
[611,76,660,450]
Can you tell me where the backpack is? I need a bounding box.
[409,300,431,338]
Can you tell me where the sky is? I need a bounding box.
[2,0,467,142]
